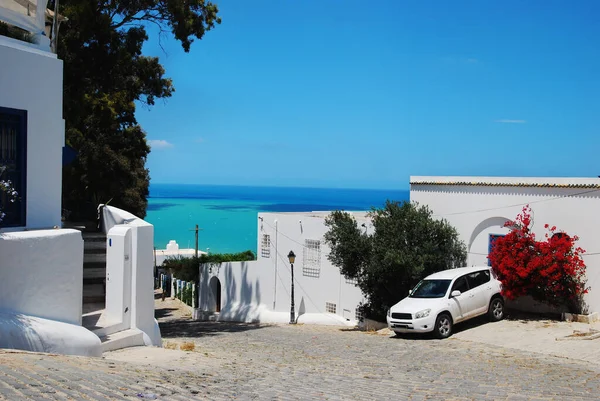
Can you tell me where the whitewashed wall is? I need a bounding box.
[102,205,161,346]
[410,176,600,313]
[0,39,64,229]
[0,229,83,325]
[196,212,367,325]
[256,212,367,323]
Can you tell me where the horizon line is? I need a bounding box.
[149,182,410,192]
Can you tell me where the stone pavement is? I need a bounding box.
[1,298,600,400]
[1,326,600,399]
[451,313,600,364]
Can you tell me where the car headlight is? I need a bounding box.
[387,309,391,317]
[415,309,431,319]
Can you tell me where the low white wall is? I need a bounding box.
[0,310,101,357]
[0,229,83,325]
[101,205,161,346]
[198,261,263,321]
[410,177,600,313]
[0,40,64,229]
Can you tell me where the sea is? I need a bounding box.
[146,183,409,254]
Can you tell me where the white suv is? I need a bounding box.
[386,266,504,339]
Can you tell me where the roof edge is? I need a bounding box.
[410,176,600,189]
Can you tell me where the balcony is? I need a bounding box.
[0,0,64,53]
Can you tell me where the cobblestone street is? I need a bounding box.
[1,305,600,401]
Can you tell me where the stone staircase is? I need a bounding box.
[82,231,107,304]
[82,309,146,353]
[64,222,107,305]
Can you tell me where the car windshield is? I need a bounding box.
[409,279,452,298]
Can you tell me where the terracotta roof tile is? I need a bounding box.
[410,181,600,189]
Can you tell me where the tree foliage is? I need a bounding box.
[56,0,221,221]
[324,201,466,320]
[488,205,588,313]
[162,250,256,282]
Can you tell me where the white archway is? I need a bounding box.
[467,216,511,266]
[209,276,222,313]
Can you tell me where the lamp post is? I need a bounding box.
[288,250,296,324]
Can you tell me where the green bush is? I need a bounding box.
[324,201,466,321]
[181,286,193,306]
[0,22,34,43]
[162,250,256,283]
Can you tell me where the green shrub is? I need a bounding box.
[162,251,256,283]
[0,22,34,43]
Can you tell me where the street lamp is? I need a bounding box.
[288,250,296,324]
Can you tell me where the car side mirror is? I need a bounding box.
[451,290,461,298]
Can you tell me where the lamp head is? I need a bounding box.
[287,250,296,264]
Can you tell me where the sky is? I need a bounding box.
[137,1,600,190]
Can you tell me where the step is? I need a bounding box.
[83,283,104,294]
[83,283,105,303]
[84,253,106,264]
[83,295,105,304]
[84,240,106,253]
[92,320,130,338]
[81,232,107,242]
[83,267,106,280]
[99,329,145,353]
[63,222,100,233]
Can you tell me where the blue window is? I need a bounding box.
[0,107,27,227]
[488,234,505,266]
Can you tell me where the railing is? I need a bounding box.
[0,0,55,51]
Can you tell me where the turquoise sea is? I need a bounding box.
[146,184,409,254]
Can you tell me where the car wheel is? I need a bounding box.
[489,296,504,322]
[434,313,453,339]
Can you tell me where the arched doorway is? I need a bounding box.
[209,276,222,313]
[467,216,511,266]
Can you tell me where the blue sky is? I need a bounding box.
[137,1,599,190]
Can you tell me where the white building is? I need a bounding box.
[410,176,600,314]
[155,240,206,267]
[194,211,368,325]
[0,2,160,355]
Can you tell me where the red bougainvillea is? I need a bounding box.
[488,205,588,313]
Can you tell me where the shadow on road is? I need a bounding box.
[155,307,179,320]
[159,320,266,338]
[503,308,561,323]
[389,315,495,340]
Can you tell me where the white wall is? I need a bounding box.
[410,178,600,313]
[101,205,161,346]
[198,261,273,321]
[0,39,64,229]
[0,229,83,325]
[196,212,367,325]
[256,212,367,323]
[105,226,132,333]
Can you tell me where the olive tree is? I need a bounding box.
[324,201,466,320]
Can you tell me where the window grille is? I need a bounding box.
[302,239,321,278]
[355,308,364,322]
[0,107,26,227]
[325,302,337,314]
[261,234,271,258]
[488,234,505,266]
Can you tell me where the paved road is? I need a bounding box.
[1,316,600,400]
